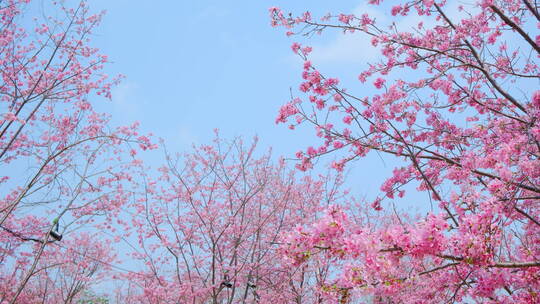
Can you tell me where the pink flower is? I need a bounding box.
[291,42,301,53]
[532,90,540,108]
[333,141,344,149]
[391,5,402,16]
[338,14,353,24]
[4,112,17,121]
[301,46,312,55]
[373,77,385,89]
[306,146,317,156]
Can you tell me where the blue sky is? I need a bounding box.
[88,0,434,210]
[92,0,362,151]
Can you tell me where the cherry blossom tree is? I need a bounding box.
[272,0,540,302]
[118,136,345,304]
[0,1,153,302]
[0,233,116,303]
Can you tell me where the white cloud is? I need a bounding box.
[175,125,198,146]
[307,1,473,66]
[111,81,139,117]
[309,31,380,64]
[309,3,385,65]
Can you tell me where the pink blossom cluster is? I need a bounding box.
[272,0,540,302]
[0,1,155,302]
